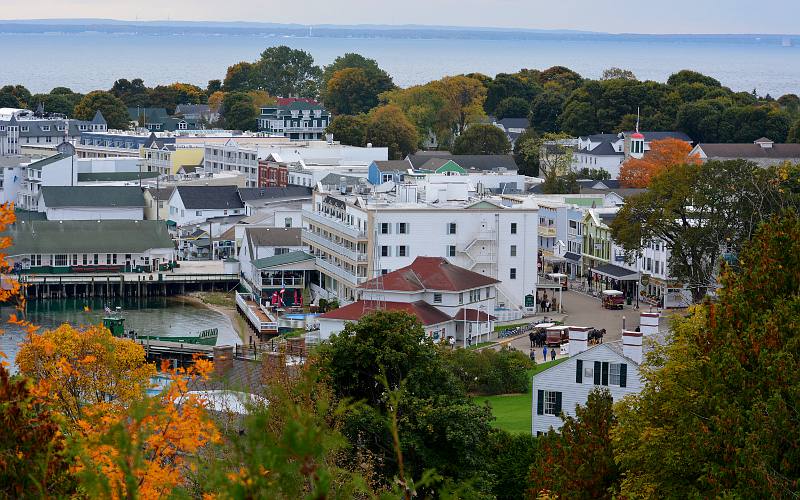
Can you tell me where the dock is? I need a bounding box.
[235,292,278,338]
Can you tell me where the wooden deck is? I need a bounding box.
[236,292,278,335]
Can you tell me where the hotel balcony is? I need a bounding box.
[302,210,367,240]
[302,229,367,262]
[316,257,366,287]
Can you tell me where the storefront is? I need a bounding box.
[590,263,640,305]
[640,275,692,308]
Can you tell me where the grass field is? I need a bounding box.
[474,358,568,434]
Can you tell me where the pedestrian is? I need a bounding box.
[552,297,558,312]
[543,345,548,362]
[529,349,536,364]
[551,348,556,361]
[467,336,473,347]
[449,336,455,349]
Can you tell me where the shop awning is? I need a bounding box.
[563,251,581,263]
[591,263,640,281]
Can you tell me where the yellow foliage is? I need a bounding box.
[16,323,155,423]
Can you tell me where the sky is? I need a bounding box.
[4,0,800,35]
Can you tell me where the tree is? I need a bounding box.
[513,129,540,176]
[0,84,32,108]
[109,78,149,107]
[365,105,418,159]
[434,75,487,137]
[610,160,800,302]
[16,324,155,424]
[452,124,511,155]
[530,88,566,133]
[494,97,530,120]
[613,213,800,498]
[72,91,129,130]
[206,79,222,95]
[324,67,379,115]
[325,114,367,146]
[252,46,322,98]
[577,167,611,180]
[221,92,259,131]
[531,389,619,499]
[223,61,256,91]
[777,93,800,114]
[519,132,575,185]
[207,90,225,115]
[485,73,540,115]
[789,117,800,143]
[619,137,701,188]
[148,82,206,114]
[601,67,637,80]
[322,53,394,102]
[29,92,81,116]
[484,432,538,500]
[667,69,722,88]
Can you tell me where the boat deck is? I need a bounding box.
[236,292,278,335]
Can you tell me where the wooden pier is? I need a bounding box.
[235,292,278,338]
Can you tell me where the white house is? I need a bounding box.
[318,256,500,344]
[531,312,660,435]
[238,227,305,290]
[573,131,692,179]
[37,185,145,220]
[167,185,245,227]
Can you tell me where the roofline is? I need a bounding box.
[531,340,638,381]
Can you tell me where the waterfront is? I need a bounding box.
[2,32,799,96]
[0,296,240,372]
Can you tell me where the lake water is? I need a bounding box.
[0,296,239,373]
[1,33,799,96]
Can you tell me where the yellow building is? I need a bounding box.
[140,140,204,176]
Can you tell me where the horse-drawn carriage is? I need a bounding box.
[601,290,624,310]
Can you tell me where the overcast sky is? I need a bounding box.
[4,0,799,34]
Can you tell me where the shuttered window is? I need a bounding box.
[594,361,601,385]
[619,363,627,387]
[576,359,583,383]
[537,390,544,415]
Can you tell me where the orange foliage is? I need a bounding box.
[74,357,220,499]
[619,138,701,188]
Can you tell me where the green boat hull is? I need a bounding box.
[103,317,218,346]
[136,333,218,346]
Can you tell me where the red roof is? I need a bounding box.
[275,97,319,107]
[453,308,497,322]
[360,257,500,292]
[319,300,452,326]
[630,132,644,139]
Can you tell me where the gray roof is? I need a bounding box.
[580,142,623,156]
[696,143,800,159]
[577,179,621,190]
[77,171,158,182]
[238,186,312,202]
[580,133,619,142]
[245,227,302,249]
[145,187,175,202]
[592,263,639,280]
[8,115,103,138]
[623,131,692,143]
[5,220,173,255]
[373,160,412,172]
[27,153,69,171]
[175,185,244,210]
[319,173,363,187]
[407,154,519,172]
[175,104,211,115]
[497,118,530,129]
[581,187,647,199]
[40,186,145,208]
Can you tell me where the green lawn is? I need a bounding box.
[474,358,568,434]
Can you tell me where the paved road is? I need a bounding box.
[494,290,652,362]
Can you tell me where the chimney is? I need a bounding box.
[213,345,234,377]
[568,326,591,356]
[622,330,643,364]
[639,312,660,336]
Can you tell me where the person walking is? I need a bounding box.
[550,348,556,361]
[543,345,548,362]
[449,336,455,349]
[529,349,537,365]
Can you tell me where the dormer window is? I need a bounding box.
[41,125,50,132]
[20,126,29,132]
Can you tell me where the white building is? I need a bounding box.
[0,108,107,156]
[167,185,245,227]
[318,256,499,344]
[303,179,539,316]
[573,131,692,179]
[531,312,661,435]
[37,186,145,221]
[204,140,259,187]
[238,227,306,292]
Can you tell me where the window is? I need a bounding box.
[609,363,627,386]
[54,254,68,266]
[510,222,517,234]
[469,289,481,302]
[380,222,391,234]
[433,293,442,303]
[284,217,292,228]
[72,254,78,265]
[397,222,408,234]
[510,245,517,257]
[32,254,41,266]
[537,390,562,416]
[82,254,88,265]
[447,222,457,234]
[274,248,289,255]
[509,268,517,280]
[397,245,408,257]
[381,246,390,257]
[459,292,463,305]
[447,245,456,257]
[93,254,98,265]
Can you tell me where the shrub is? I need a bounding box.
[447,347,532,395]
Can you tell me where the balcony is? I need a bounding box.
[303,210,367,240]
[538,225,557,237]
[316,257,366,287]
[302,229,366,262]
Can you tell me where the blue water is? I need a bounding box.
[1,33,798,96]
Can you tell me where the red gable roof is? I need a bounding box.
[360,257,500,293]
[453,308,497,322]
[275,97,319,107]
[319,300,452,326]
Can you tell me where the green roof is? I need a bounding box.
[77,172,159,182]
[4,220,174,255]
[40,186,145,208]
[252,251,315,270]
[27,153,69,171]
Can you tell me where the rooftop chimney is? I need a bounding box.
[569,326,591,356]
[213,345,234,377]
[639,312,660,336]
[622,330,643,364]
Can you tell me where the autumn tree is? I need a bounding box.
[147,82,207,114]
[601,67,637,81]
[531,389,619,499]
[452,124,511,155]
[435,75,488,136]
[324,67,380,115]
[619,137,701,188]
[73,91,129,130]
[365,105,418,159]
[613,212,800,498]
[325,114,367,146]
[223,61,256,91]
[16,324,155,424]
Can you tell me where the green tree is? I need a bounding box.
[537,66,584,93]
[147,83,206,114]
[513,128,540,176]
[109,78,149,107]
[322,52,394,90]
[73,91,129,130]
[324,68,379,115]
[485,73,541,115]
[222,61,256,91]
[610,160,800,302]
[494,97,530,120]
[221,92,258,131]
[365,105,418,159]
[531,389,619,499]
[789,117,800,143]
[530,87,566,133]
[613,213,800,498]
[452,124,511,155]
[206,79,222,95]
[484,432,538,500]
[29,92,80,116]
[325,114,367,146]
[777,93,800,114]
[0,84,32,108]
[253,46,322,98]
[601,67,637,80]
[667,69,722,87]
[519,132,574,186]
